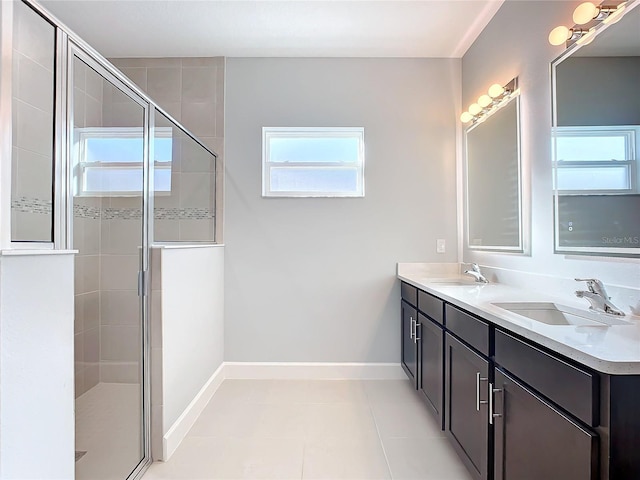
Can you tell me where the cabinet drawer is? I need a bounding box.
[401,282,418,307]
[418,290,444,325]
[494,329,599,427]
[445,304,489,357]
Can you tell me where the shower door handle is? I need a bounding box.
[137,270,148,297]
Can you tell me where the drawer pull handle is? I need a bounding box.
[476,372,488,411]
[490,384,503,425]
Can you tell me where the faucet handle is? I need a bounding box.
[575,278,607,297]
[467,263,481,273]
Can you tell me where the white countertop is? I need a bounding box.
[398,270,640,375]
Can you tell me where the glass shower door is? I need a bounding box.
[70,50,148,480]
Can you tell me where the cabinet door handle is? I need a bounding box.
[410,317,415,340]
[414,323,421,343]
[489,383,503,425]
[476,372,488,411]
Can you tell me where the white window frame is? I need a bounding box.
[553,126,637,195]
[262,127,365,198]
[75,126,172,197]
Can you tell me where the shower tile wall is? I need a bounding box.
[74,60,103,397]
[109,57,225,243]
[99,78,144,385]
[74,62,145,397]
[11,0,55,242]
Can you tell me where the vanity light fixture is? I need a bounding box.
[460,111,474,123]
[468,103,482,116]
[548,25,589,46]
[573,1,627,24]
[460,78,518,125]
[478,94,493,108]
[576,27,597,45]
[549,1,628,47]
[603,1,627,23]
[488,83,505,98]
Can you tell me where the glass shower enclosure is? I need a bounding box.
[70,50,149,480]
[5,1,217,479]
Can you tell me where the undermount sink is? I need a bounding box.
[492,302,632,327]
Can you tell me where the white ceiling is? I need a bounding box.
[39,0,505,58]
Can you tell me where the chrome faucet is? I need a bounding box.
[575,278,625,317]
[464,263,489,284]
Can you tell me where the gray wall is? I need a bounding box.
[556,56,640,126]
[462,1,640,288]
[225,58,459,362]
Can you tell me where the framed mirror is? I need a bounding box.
[464,84,524,252]
[552,2,640,257]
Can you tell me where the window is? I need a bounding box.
[262,127,365,197]
[553,127,637,193]
[75,127,173,196]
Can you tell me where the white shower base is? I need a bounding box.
[75,383,143,480]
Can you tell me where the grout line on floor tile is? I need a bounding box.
[368,397,394,480]
[300,442,306,480]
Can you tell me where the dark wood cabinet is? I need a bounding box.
[418,312,444,428]
[398,281,640,480]
[401,299,418,385]
[445,333,490,480]
[493,368,598,480]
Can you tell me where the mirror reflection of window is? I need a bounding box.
[554,127,637,192]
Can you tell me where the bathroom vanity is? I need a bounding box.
[398,269,640,480]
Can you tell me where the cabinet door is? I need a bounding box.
[418,313,444,429]
[401,300,418,386]
[493,368,598,480]
[445,333,489,480]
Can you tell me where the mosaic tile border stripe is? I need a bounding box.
[11,197,53,214]
[72,205,214,220]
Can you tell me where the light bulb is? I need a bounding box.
[488,83,505,98]
[573,2,598,25]
[468,103,482,115]
[549,25,571,46]
[460,111,474,123]
[478,94,492,108]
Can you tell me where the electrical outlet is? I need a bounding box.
[437,239,446,254]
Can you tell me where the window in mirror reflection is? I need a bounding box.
[554,127,636,192]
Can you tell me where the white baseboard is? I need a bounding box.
[162,362,225,461]
[223,362,405,380]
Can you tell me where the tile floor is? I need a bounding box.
[142,379,473,480]
[76,383,142,480]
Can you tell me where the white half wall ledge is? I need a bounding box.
[223,362,405,380]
